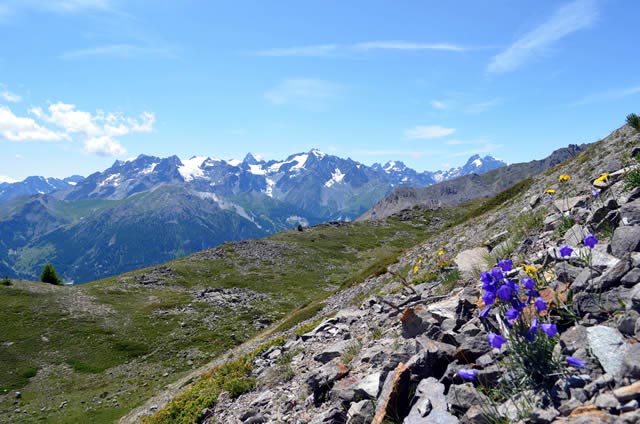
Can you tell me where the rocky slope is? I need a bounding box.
[142,124,640,423]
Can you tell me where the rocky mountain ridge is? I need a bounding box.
[139,124,640,423]
[0,151,504,283]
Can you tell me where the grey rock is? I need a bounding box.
[595,393,619,410]
[309,406,346,424]
[454,247,490,278]
[314,340,354,364]
[573,288,630,316]
[404,377,457,424]
[570,388,588,403]
[250,390,273,408]
[586,325,626,377]
[447,383,489,414]
[619,399,639,413]
[622,268,640,286]
[564,224,588,247]
[554,195,587,213]
[455,334,492,363]
[618,310,640,335]
[611,226,640,258]
[584,373,615,397]
[591,249,621,269]
[355,372,381,400]
[556,261,584,283]
[622,343,640,379]
[613,381,640,402]
[618,410,640,424]
[529,407,559,423]
[400,306,436,339]
[571,268,601,292]
[346,400,374,424]
[306,360,349,403]
[621,199,640,225]
[476,365,501,388]
[558,398,583,416]
[559,325,587,355]
[591,254,632,291]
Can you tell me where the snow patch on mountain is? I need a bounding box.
[179,156,208,181]
[99,173,121,187]
[249,164,267,175]
[265,178,275,197]
[227,159,242,167]
[140,163,158,175]
[472,159,482,167]
[324,168,345,188]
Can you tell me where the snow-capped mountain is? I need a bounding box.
[0,149,505,283]
[0,175,84,203]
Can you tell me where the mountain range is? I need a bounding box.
[0,150,505,283]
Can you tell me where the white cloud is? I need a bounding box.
[431,100,447,110]
[24,0,112,14]
[255,45,338,57]
[254,41,470,57]
[571,85,640,106]
[31,102,155,156]
[265,79,341,110]
[353,41,467,52]
[0,175,18,183]
[404,125,456,140]
[488,0,597,74]
[466,98,501,114]
[0,90,21,103]
[61,44,172,60]
[84,136,126,156]
[0,106,67,141]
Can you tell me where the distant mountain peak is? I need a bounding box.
[310,148,326,159]
[243,153,261,165]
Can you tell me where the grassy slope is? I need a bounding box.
[0,212,458,423]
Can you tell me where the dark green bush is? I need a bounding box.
[627,113,640,131]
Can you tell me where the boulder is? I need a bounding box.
[314,340,354,364]
[372,362,411,424]
[400,306,435,339]
[447,383,489,415]
[586,325,626,377]
[611,226,640,258]
[347,400,375,424]
[621,343,640,379]
[621,199,640,225]
[454,247,489,278]
[403,377,458,424]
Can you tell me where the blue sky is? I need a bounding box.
[0,0,638,180]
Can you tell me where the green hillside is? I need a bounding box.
[0,210,460,423]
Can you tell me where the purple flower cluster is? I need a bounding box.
[479,259,560,348]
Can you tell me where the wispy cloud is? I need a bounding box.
[488,0,598,74]
[0,90,21,103]
[405,125,455,140]
[61,44,173,59]
[571,85,640,106]
[254,41,472,57]
[431,100,447,110]
[353,41,467,52]
[465,98,501,114]
[265,78,341,111]
[255,45,338,57]
[451,143,503,157]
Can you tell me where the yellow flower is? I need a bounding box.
[437,250,444,256]
[524,265,538,277]
[413,265,419,274]
[559,174,571,182]
[546,189,556,195]
[594,173,609,184]
[418,258,423,264]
